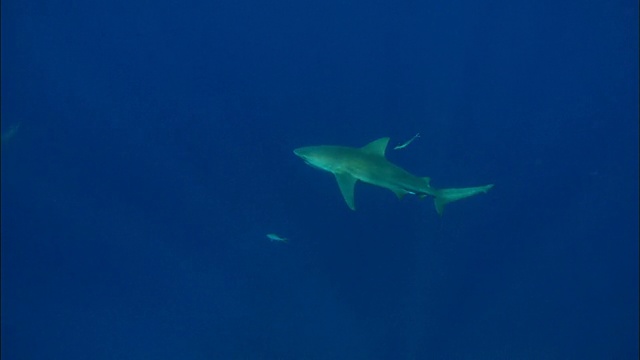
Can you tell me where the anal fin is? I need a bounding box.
[393,189,408,200]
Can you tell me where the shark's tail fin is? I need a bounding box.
[433,184,494,215]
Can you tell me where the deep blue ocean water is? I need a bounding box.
[2,0,638,358]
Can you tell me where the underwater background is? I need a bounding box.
[2,0,638,359]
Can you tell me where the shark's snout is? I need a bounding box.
[293,147,320,169]
[293,147,309,159]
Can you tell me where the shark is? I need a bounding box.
[293,137,493,215]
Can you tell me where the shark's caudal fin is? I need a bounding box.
[433,184,494,215]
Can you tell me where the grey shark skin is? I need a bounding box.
[293,137,493,215]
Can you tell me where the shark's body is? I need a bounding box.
[294,137,493,214]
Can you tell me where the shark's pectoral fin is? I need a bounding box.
[334,173,358,210]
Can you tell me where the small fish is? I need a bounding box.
[266,233,288,242]
[393,133,420,150]
[1,122,21,144]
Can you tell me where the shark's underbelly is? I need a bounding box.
[351,165,432,196]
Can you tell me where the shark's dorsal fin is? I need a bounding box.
[334,173,358,210]
[360,137,390,157]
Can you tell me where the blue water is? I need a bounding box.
[2,0,638,358]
